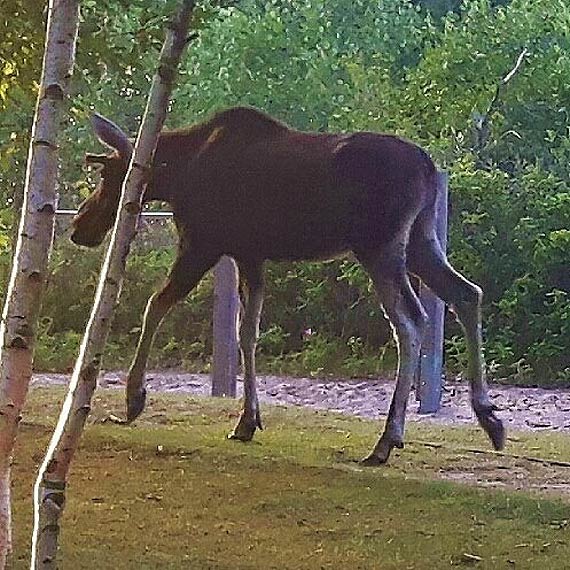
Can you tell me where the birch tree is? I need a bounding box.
[31,2,196,567]
[0,1,80,566]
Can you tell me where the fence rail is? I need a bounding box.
[55,209,174,217]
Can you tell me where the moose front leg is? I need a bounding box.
[126,250,218,422]
[228,262,264,441]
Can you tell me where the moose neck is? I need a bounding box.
[143,123,213,205]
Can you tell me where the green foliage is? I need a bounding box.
[447,161,569,381]
[1,0,568,382]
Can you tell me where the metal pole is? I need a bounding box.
[417,170,448,414]
[211,256,239,397]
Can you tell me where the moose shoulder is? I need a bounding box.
[71,106,504,464]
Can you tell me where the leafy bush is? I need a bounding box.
[1,0,568,383]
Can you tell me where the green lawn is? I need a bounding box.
[9,387,570,569]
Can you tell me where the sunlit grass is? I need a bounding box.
[9,388,570,569]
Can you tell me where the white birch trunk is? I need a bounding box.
[0,2,79,567]
[31,2,196,567]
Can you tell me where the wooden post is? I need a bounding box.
[417,171,448,414]
[211,256,239,397]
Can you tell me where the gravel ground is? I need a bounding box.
[31,371,570,433]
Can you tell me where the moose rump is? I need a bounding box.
[71,106,504,464]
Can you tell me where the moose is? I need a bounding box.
[70,106,504,464]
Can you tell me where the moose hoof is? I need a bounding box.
[228,412,262,442]
[475,405,505,451]
[360,453,389,467]
[126,388,147,423]
[360,437,404,466]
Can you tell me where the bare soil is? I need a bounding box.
[32,370,570,433]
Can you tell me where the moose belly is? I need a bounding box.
[215,200,355,262]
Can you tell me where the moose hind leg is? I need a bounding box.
[126,250,218,422]
[409,233,505,450]
[228,261,264,442]
[358,246,427,465]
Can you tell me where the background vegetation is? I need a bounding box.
[1,0,569,384]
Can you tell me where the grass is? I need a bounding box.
[9,387,570,569]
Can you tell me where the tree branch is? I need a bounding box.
[473,48,529,165]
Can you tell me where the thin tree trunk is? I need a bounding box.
[0,2,79,567]
[31,2,195,567]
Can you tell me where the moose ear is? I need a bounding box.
[91,113,133,160]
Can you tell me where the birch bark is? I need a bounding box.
[31,2,195,567]
[0,1,79,567]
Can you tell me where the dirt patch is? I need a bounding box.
[31,370,570,433]
[428,450,570,496]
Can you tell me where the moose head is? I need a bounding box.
[70,114,133,247]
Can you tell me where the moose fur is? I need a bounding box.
[71,106,504,464]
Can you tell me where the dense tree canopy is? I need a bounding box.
[1,0,568,383]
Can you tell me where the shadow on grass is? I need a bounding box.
[9,388,570,569]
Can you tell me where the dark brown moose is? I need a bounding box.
[71,106,504,464]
